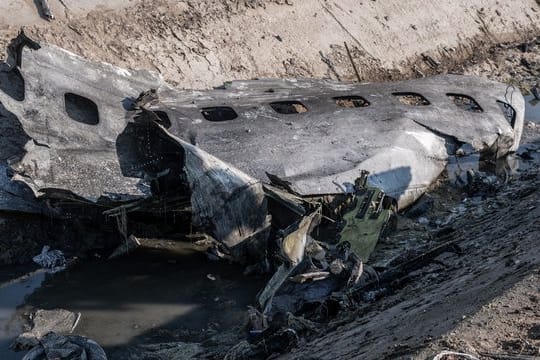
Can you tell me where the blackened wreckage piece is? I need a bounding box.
[0,33,525,320]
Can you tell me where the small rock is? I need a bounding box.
[329,259,345,274]
[12,310,81,351]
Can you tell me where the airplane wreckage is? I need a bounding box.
[0,33,525,333]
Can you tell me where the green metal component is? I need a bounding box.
[339,172,396,262]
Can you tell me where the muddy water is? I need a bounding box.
[525,94,540,123]
[0,242,265,359]
[0,268,45,360]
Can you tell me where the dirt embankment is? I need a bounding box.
[1,0,540,88]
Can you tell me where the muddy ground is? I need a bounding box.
[0,1,540,359]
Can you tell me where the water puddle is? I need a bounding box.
[0,269,45,360]
[0,242,265,359]
[525,94,540,123]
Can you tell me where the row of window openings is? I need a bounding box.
[65,92,506,126]
[200,93,483,122]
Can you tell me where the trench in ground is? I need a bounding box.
[0,95,539,359]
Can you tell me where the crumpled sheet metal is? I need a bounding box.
[0,35,270,249]
[0,35,165,202]
[0,35,524,212]
[114,111,270,250]
[256,176,392,316]
[0,164,47,214]
[152,75,524,208]
[159,122,270,249]
[257,206,321,313]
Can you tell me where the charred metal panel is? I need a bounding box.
[0,34,525,213]
[0,164,48,214]
[115,112,270,250]
[0,35,165,201]
[0,34,270,247]
[151,76,524,207]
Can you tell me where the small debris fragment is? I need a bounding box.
[329,258,345,274]
[32,246,66,271]
[40,0,54,21]
[289,271,330,283]
[532,85,540,100]
[465,169,501,195]
[108,235,141,259]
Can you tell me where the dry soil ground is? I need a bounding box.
[1,0,540,88]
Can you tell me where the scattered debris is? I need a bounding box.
[39,0,54,21]
[32,246,66,271]
[464,169,502,196]
[21,332,106,360]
